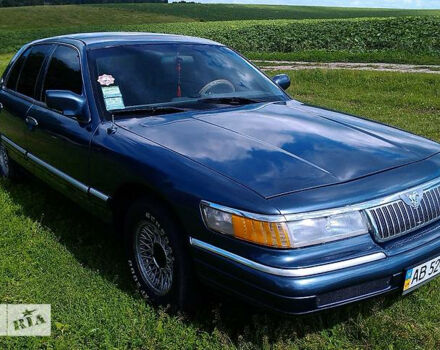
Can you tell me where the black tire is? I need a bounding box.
[124,197,198,312]
[0,142,18,179]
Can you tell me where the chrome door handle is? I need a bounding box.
[25,116,39,129]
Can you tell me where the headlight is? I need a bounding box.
[201,202,369,249]
[286,212,368,248]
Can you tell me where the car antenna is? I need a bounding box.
[107,114,118,134]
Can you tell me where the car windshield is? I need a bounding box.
[87,44,288,117]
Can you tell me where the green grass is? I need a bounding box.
[0,4,191,31]
[0,53,12,74]
[1,16,440,64]
[0,69,439,349]
[90,3,440,22]
[286,69,440,142]
[0,3,440,64]
[1,3,439,31]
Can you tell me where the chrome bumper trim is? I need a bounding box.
[189,237,386,277]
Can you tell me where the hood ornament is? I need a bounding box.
[400,189,424,209]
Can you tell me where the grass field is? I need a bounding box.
[0,69,439,349]
[0,3,439,64]
[1,16,440,64]
[1,3,439,30]
[0,4,191,31]
[97,3,440,22]
[0,53,12,74]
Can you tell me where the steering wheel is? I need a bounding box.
[199,79,235,96]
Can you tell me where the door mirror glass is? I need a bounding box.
[46,90,89,123]
[272,74,291,90]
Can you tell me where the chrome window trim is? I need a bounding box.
[190,237,386,277]
[1,135,109,202]
[5,44,56,103]
[39,42,85,104]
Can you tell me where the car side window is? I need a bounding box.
[5,47,31,91]
[42,45,82,102]
[16,45,52,99]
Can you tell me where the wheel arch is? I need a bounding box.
[109,182,187,238]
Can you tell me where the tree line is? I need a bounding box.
[1,0,167,7]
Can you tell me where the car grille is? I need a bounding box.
[317,277,391,307]
[366,185,440,241]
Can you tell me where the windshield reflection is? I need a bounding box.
[88,44,288,117]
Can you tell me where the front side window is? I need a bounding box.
[6,47,31,91]
[42,45,82,101]
[88,44,288,117]
[16,45,52,99]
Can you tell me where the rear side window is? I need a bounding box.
[16,45,52,99]
[42,45,82,101]
[6,48,31,91]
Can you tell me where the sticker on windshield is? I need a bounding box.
[104,97,125,111]
[101,85,125,111]
[102,86,122,99]
[98,74,115,86]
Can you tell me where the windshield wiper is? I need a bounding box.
[110,97,262,117]
[111,105,188,116]
[197,97,261,106]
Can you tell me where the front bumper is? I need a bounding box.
[190,225,440,314]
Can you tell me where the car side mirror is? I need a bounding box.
[46,90,89,124]
[272,74,291,90]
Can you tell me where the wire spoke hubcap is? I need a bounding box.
[0,145,9,177]
[135,219,174,296]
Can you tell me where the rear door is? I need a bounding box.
[25,44,92,201]
[0,45,53,167]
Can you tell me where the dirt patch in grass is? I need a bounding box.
[257,60,440,74]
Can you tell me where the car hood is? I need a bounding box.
[117,101,440,198]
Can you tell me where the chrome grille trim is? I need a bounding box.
[284,177,440,222]
[366,184,440,242]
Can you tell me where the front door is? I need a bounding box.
[25,44,92,202]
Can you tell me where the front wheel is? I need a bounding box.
[124,198,198,312]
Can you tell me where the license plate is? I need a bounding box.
[403,255,440,294]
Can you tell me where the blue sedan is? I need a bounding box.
[1,33,440,314]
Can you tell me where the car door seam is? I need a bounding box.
[0,134,109,202]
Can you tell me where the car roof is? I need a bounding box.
[32,32,222,48]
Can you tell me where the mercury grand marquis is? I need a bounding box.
[1,33,440,314]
